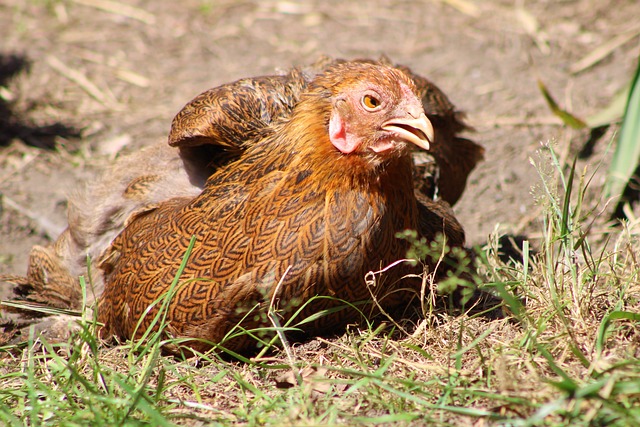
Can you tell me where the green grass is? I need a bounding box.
[605,55,640,206]
[539,53,640,214]
[1,146,640,426]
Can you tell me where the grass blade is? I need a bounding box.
[538,79,587,129]
[605,56,640,202]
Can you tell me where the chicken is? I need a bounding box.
[169,56,484,206]
[97,61,463,353]
[1,58,477,351]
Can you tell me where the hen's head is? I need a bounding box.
[310,62,433,161]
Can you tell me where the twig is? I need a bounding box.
[570,29,640,74]
[516,7,550,55]
[438,0,480,17]
[116,69,150,88]
[71,0,156,25]
[46,55,123,110]
[68,50,150,88]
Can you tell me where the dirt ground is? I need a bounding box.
[0,0,638,295]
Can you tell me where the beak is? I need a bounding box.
[382,112,433,151]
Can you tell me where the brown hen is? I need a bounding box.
[97,61,461,353]
[169,57,483,205]
[1,58,476,351]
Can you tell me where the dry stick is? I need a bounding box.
[46,55,123,111]
[570,29,640,74]
[438,0,480,17]
[516,7,550,55]
[70,0,156,25]
[115,69,150,88]
[70,49,150,88]
[71,50,150,88]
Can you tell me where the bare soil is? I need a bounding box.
[0,0,638,295]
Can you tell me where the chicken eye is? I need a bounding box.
[362,94,381,111]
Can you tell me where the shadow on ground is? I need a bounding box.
[0,53,80,149]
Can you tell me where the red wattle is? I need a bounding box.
[329,112,359,154]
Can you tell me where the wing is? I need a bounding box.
[168,69,310,187]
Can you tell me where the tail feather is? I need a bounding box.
[1,143,203,347]
[3,243,82,312]
[1,232,86,346]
